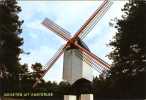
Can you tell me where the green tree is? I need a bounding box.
[58,81,71,95]
[0,0,34,94]
[32,63,43,72]
[92,76,114,99]
[31,62,44,79]
[108,0,146,98]
[0,0,24,77]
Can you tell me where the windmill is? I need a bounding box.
[33,0,113,88]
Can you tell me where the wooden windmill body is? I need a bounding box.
[63,39,93,84]
[33,0,113,87]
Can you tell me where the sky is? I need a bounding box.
[18,1,127,82]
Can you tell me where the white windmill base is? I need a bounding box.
[63,49,93,84]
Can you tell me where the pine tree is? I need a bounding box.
[108,0,146,98]
[0,0,23,77]
[109,0,146,79]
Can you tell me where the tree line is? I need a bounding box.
[0,0,145,99]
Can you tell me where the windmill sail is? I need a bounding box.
[33,44,67,88]
[79,1,113,39]
[42,18,72,41]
